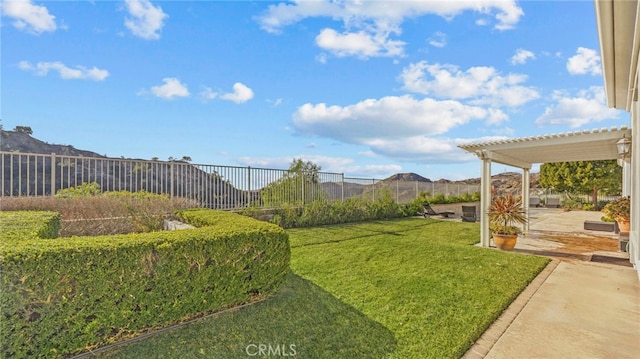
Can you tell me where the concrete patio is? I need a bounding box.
[461,208,640,359]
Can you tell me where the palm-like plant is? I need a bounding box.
[488,194,527,235]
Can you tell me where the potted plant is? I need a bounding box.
[602,196,631,235]
[488,194,527,250]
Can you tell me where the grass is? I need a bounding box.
[92,218,550,358]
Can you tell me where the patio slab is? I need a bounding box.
[463,208,639,359]
[484,260,640,359]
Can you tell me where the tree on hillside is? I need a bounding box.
[539,160,621,208]
[261,158,325,207]
[13,126,33,135]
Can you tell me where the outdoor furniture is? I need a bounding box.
[529,197,541,207]
[461,205,477,222]
[422,203,455,218]
[546,197,560,208]
[584,220,619,233]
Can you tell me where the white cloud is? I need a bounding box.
[2,0,57,34]
[236,154,402,178]
[293,95,490,145]
[428,31,447,48]
[399,61,539,107]
[534,86,620,128]
[315,28,405,58]
[200,87,218,101]
[258,1,523,33]
[124,0,168,40]
[365,136,482,163]
[147,77,189,99]
[567,47,601,75]
[257,1,522,59]
[511,49,535,65]
[221,82,254,104]
[18,61,109,81]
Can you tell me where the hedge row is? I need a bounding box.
[0,211,61,240]
[0,209,290,358]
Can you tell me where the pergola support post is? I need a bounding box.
[522,168,531,233]
[479,151,492,248]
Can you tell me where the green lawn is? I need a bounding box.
[98,218,549,359]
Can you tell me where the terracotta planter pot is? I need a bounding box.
[616,218,630,235]
[493,233,518,250]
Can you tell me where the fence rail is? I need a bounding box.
[1,152,484,210]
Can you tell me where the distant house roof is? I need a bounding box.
[458,126,631,169]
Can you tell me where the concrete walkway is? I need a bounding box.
[462,209,640,359]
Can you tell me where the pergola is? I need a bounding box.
[458,126,632,248]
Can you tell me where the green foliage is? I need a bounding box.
[0,211,61,240]
[422,191,481,204]
[540,161,621,206]
[1,209,290,358]
[488,195,527,235]
[562,197,584,210]
[55,182,102,197]
[266,193,406,229]
[602,196,631,221]
[261,159,326,207]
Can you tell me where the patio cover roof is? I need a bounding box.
[458,126,631,169]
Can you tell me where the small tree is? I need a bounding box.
[13,126,33,135]
[540,160,621,208]
[261,159,325,207]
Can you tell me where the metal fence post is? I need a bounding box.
[247,166,251,206]
[170,160,174,197]
[50,153,56,196]
[341,173,345,202]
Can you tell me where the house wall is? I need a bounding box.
[630,101,639,276]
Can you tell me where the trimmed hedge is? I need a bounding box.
[0,211,61,240]
[0,209,290,358]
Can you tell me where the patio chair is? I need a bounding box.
[546,197,560,208]
[461,205,477,222]
[529,197,541,207]
[422,203,455,218]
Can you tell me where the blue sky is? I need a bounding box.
[1,0,630,180]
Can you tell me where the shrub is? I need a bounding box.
[582,203,595,211]
[264,195,406,229]
[0,211,61,240]
[1,209,290,358]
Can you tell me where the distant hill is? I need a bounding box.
[0,129,247,206]
[1,130,104,158]
[381,172,432,183]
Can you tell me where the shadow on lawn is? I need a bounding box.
[97,272,397,359]
[292,219,441,248]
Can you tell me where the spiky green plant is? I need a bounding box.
[488,194,527,235]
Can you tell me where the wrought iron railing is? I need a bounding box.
[1,151,480,210]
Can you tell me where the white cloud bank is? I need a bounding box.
[124,0,168,40]
[1,0,57,34]
[399,61,539,108]
[291,95,500,163]
[18,61,109,81]
[257,0,523,59]
[567,47,601,75]
[535,87,619,128]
